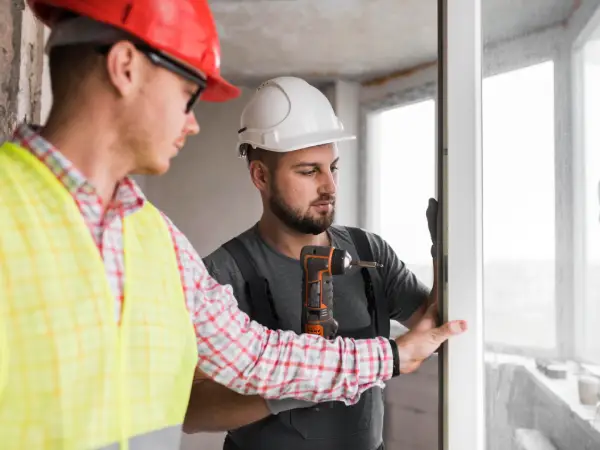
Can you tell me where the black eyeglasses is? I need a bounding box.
[97,43,207,114]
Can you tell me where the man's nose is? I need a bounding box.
[185,111,200,136]
[319,170,337,195]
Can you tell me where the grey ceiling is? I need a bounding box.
[209,0,575,85]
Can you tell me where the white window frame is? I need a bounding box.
[442,1,485,449]
[443,1,600,448]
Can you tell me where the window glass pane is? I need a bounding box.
[482,61,556,349]
[371,100,436,287]
[580,38,600,365]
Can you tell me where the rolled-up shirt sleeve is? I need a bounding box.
[193,266,394,405]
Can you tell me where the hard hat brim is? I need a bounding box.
[202,74,241,102]
[239,129,356,154]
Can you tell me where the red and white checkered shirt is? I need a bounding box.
[8,124,393,404]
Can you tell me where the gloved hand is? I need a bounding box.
[426,198,438,259]
[266,398,317,415]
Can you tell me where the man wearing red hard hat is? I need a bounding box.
[0,1,467,449]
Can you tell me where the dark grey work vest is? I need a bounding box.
[221,227,390,450]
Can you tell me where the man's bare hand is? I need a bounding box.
[412,299,439,333]
[394,318,467,374]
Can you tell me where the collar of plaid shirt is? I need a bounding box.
[10,123,146,217]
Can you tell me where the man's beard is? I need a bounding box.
[269,187,335,235]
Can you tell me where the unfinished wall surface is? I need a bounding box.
[1,0,20,141]
[0,0,45,142]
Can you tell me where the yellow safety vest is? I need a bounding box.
[0,142,198,450]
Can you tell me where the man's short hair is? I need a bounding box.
[48,44,102,107]
[241,144,281,172]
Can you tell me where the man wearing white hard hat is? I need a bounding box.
[184,77,443,450]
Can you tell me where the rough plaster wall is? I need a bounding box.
[1,0,20,141]
[16,3,44,123]
[39,24,51,124]
[0,0,46,142]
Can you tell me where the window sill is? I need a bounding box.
[486,352,600,436]
[527,363,600,433]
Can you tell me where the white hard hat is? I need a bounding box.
[237,76,356,156]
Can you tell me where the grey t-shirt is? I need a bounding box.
[203,224,430,334]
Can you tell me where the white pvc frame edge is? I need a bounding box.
[444,1,485,449]
[571,39,587,364]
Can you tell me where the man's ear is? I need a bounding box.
[249,160,270,192]
[104,40,144,98]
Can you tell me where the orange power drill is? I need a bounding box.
[300,245,383,339]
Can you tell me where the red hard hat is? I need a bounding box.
[28,0,240,102]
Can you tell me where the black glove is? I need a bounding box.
[426,198,438,259]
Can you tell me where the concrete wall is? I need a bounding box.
[0,0,46,141]
[0,0,19,141]
[1,0,19,140]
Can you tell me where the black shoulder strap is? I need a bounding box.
[346,226,374,261]
[222,238,280,329]
[345,227,390,338]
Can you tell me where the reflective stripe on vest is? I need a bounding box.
[0,142,198,450]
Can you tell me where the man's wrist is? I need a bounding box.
[388,339,401,377]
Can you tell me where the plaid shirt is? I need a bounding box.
[7,124,393,404]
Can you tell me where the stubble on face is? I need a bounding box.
[269,181,335,235]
